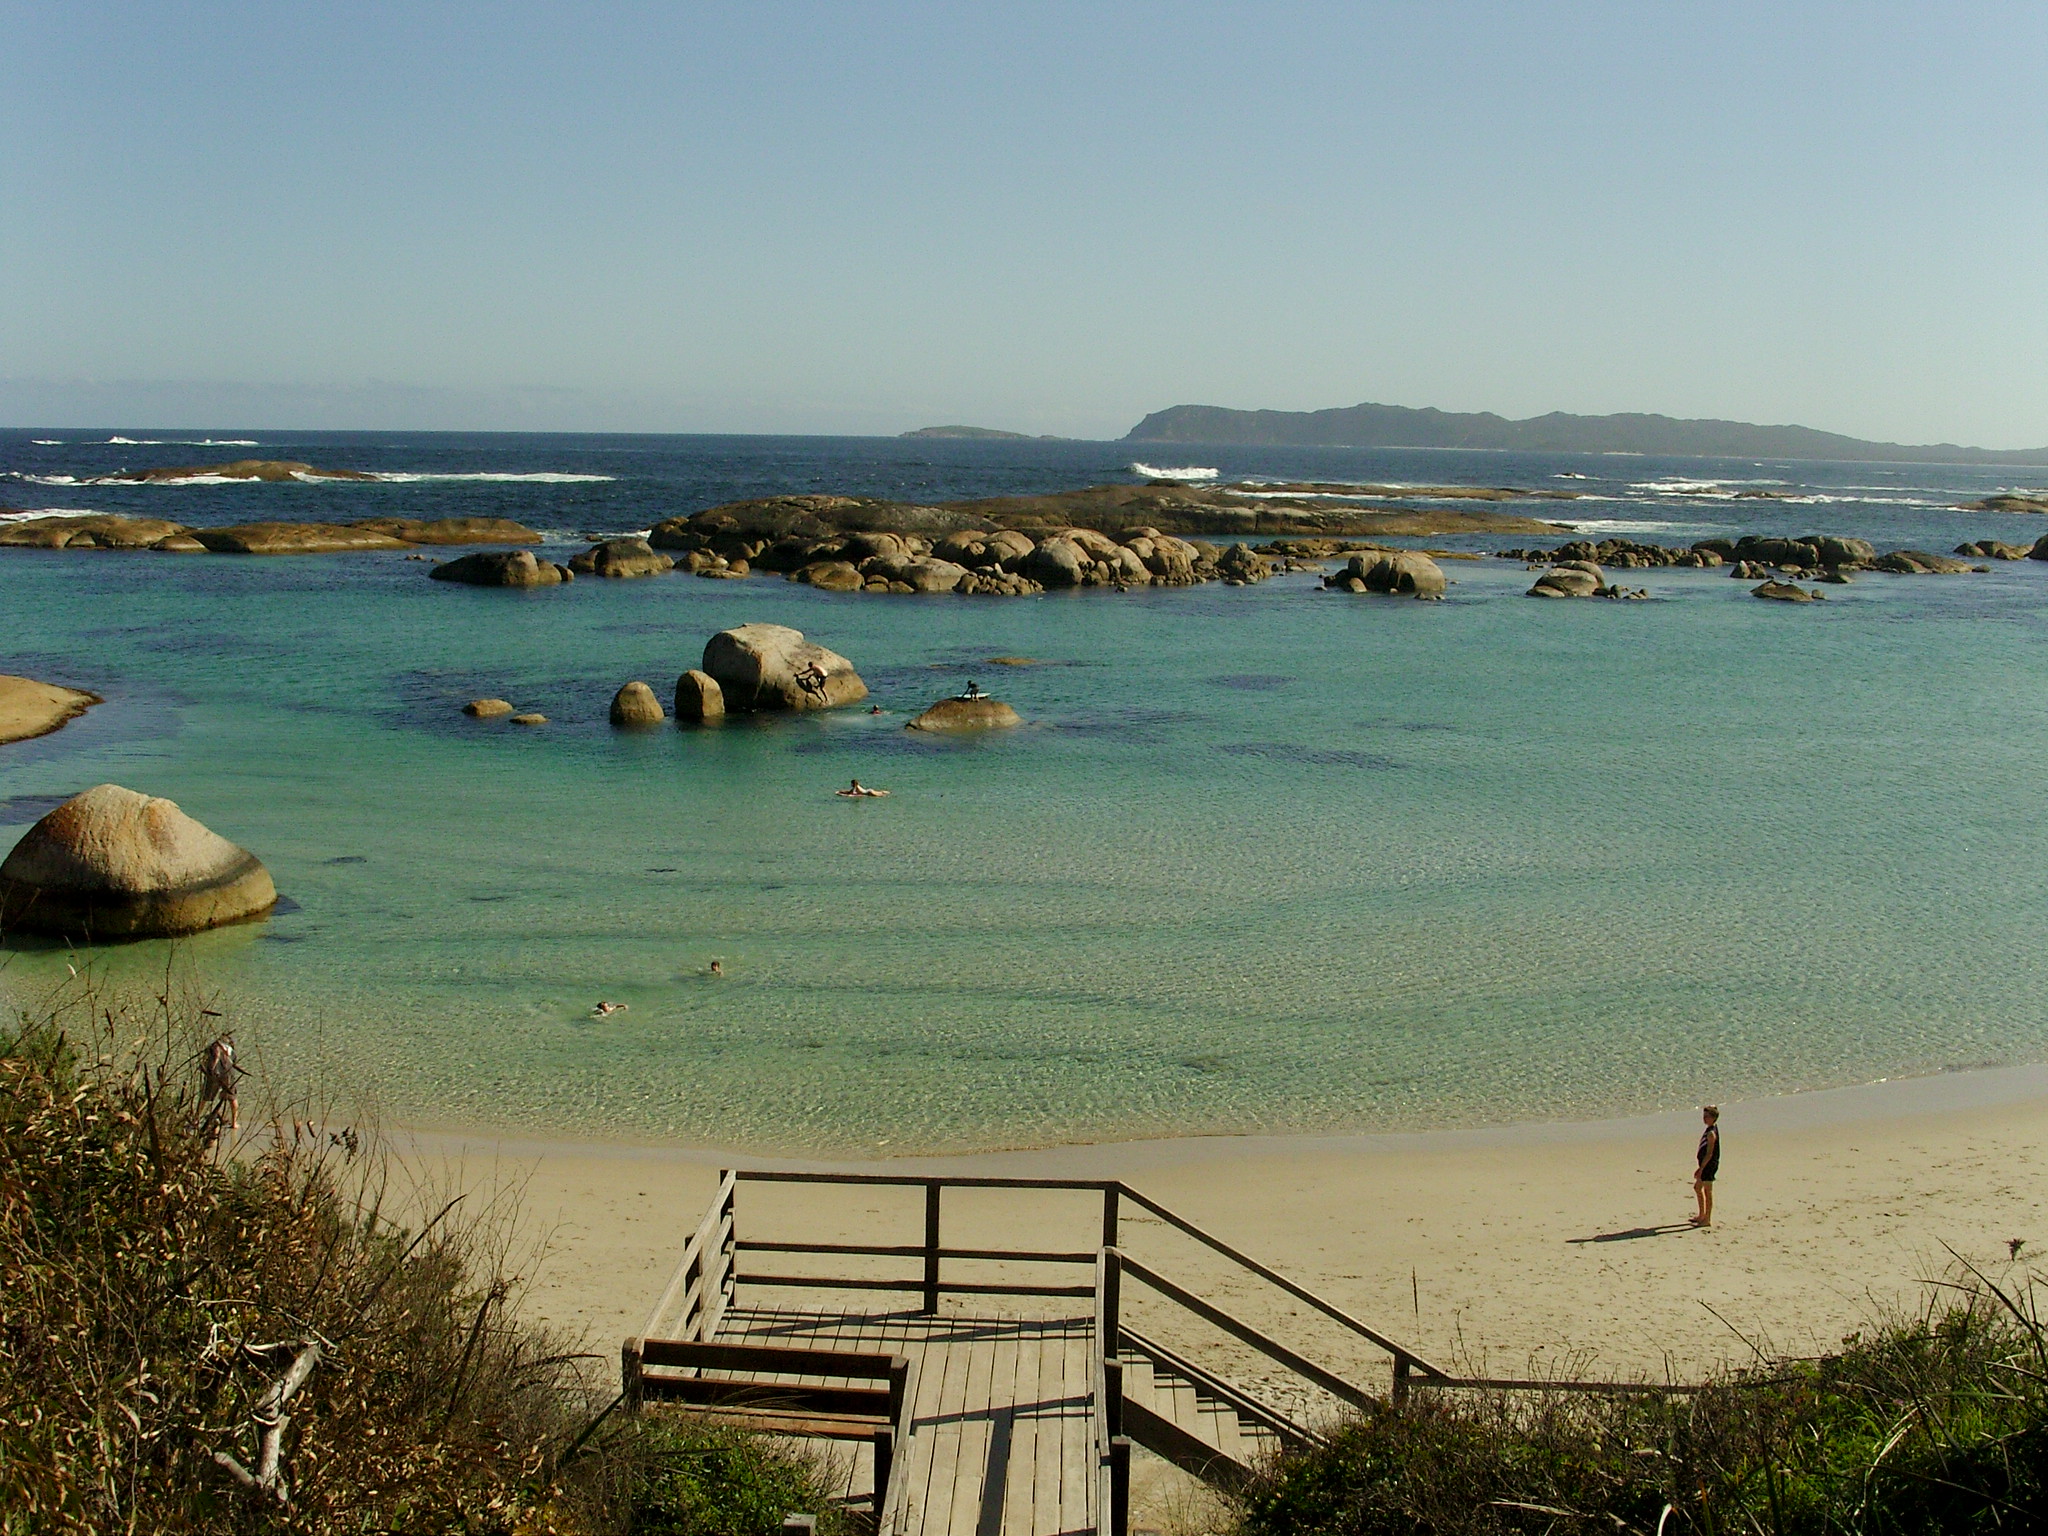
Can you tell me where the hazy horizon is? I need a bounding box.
[7,3,2044,446]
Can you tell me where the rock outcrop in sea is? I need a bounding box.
[907,697,1023,732]
[430,550,575,587]
[609,681,665,726]
[0,784,276,939]
[1324,550,1446,598]
[701,625,866,712]
[674,670,725,722]
[0,675,102,745]
[98,459,380,484]
[0,513,543,553]
[570,538,674,579]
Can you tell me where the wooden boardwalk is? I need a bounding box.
[718,1304,1097,1536]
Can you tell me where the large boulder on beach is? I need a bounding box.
[0,784,276,939]
[674,669,725,722]
[0,514,191,550]
[569,538,673,579]
[609,681,665,726]
[429,550,573,587]
[702,624,867,712]
[351,517,542,545]
[907,697,1023,732]
[194,523,409,555]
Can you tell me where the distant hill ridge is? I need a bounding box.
[1126,402,2048,465]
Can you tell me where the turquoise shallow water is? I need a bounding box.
[6,433,2048,1151]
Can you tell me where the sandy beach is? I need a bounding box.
[399,1061,2048,1393]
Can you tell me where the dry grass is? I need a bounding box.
[0,968,846,1535]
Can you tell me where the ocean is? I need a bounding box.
[4,429,2047,1152]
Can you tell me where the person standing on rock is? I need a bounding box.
[201,1033,243,1135]
[1691,1106,1720,1228]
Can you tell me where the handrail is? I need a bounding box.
[643,1169,736,1340]
[1117,1185,1453,1381]
[1119,1255,1380,1414]
[1118,1326,1322,1450]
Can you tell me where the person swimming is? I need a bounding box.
[836,778,890,798]
[592,1000,628,1017]
[708,959,724,977]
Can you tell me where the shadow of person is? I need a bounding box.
[1564,1222,1697,1245]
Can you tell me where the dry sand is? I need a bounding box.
[0,674,99,746]
[398,1060,2048,1393]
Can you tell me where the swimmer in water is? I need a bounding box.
[592,1000,628,1017]
[837,778,890,798]
[709,959,724,977]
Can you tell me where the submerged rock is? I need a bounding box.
[463,698,515,718]
[0,783,276,939]
[702,624,867,712]
[510,713,547,726]
[430,550,574,587]
[674,669,725,722]
[1527,562,1604,598]
[1752,580,1823,602]
[907,697,1023,732]
[1872,549,1976,575]
[609,681,665,726]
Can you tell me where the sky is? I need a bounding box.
[3,1,2044,444]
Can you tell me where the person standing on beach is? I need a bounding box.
[201,1033,242,1134]
[1692,1105,1720,1227]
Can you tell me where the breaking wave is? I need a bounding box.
[106,436,260,446]
[4,469,614,487]
[367,472,614,483]
[1130,462,1219,481]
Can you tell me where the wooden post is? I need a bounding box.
[1103,1356,1124,1440]
[1109,1434,1131,1536]
[1392,1354,1412,1408]
[781,1517,817,1534]
[871,1425,894,1515]
[922,1182,942,1314]
[1102,1183,1120,1249]
[620,1337,644,1415]
[1101,1247,1122,1360]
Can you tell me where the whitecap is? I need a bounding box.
[5,473,85,486]
[105,436,260,446]
[30,439,61,445]
[365,471,615,483]
[1130,462,1219,481]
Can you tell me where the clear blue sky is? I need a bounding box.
[5,1,2044,443]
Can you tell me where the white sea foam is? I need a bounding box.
[105,436,261,446]
[1130,462,1219,481]
[367,471,614,483]
[30,439,61,445]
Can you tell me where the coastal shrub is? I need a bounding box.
[1239,1285,2048,1535]
[0,976,842,1535]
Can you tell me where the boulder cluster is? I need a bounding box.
[1321,550,1447,599]
[1498,534,1995,585]
[648,515,1285,595]
[1525,560,1648,600]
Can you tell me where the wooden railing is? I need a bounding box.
[636,1171,1693,1535]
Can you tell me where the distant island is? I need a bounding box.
[1125,401,2048,466]
[901,425,1065,441]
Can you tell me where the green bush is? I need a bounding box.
[1241,1288,2048,1535]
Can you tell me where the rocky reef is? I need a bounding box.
[0,513,542,554]
[429,550,575,587]
[1497,534,1989,584]
[700,624,866,712]
[95,459,379,484]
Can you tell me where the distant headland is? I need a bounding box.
[900,425,1066,441]
[1125,401,2048,466]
